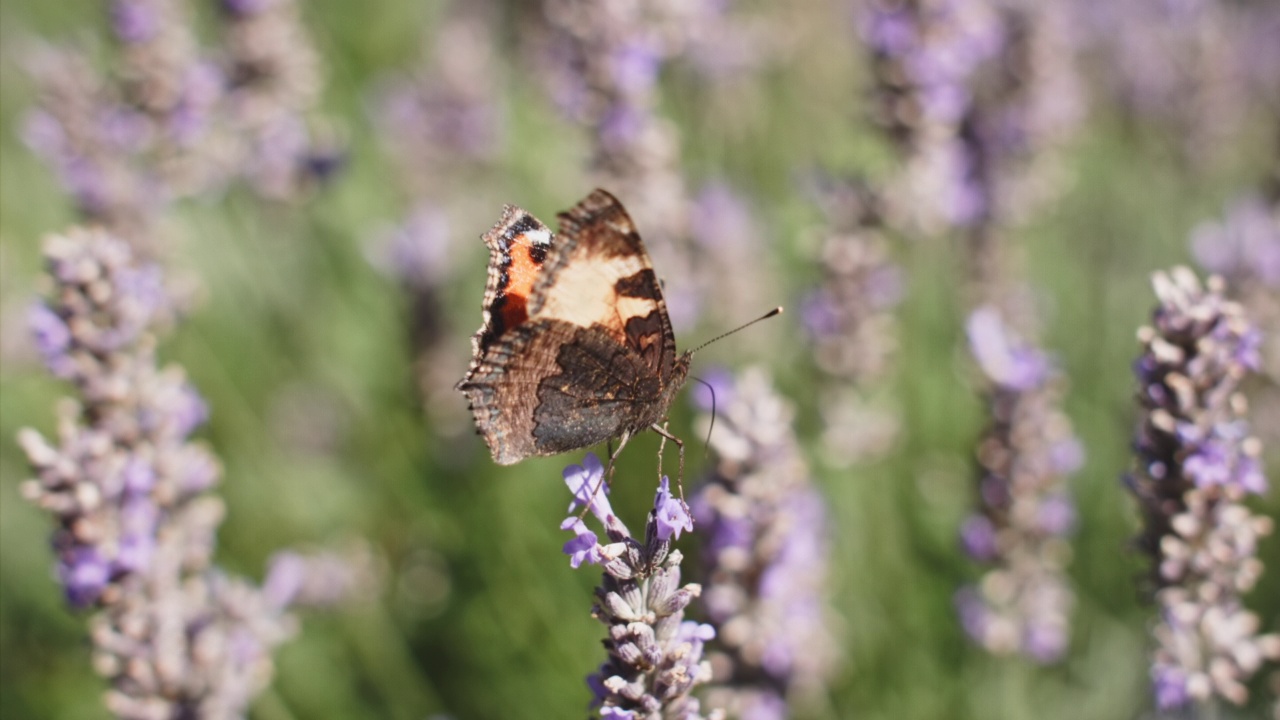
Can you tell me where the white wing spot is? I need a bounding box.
[526,229,552,246]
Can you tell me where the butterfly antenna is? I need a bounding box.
[688,306,783,355]
[691,376,717,468]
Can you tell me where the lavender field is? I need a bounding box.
[1,1,1279,719]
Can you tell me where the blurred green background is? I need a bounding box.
[1,1,1278,719]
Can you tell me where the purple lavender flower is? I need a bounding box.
[863,0,1083,236]
[370,6,503,186]
[959,515,998,561]
[692,368,838,716]
[23,48,160,246]
[803,177,905,466]
[564,452,612,522]
[958,306,1079,663]
[1127,267,1280,709]
[1188,192,1280,446]
[561,518,604,569]
[218,0,340,200]
[806,179,903,387]
[652,477,693,542]
[689,366,736,415]
[558,456,719,718]
[27,302,74,378]
[540,0,713,330]
[966,305,1053,390]
[1191,194,1280,289]
[111,0,161,44]
[58,546,112,608]
[17,226,343,717]
[1082,0,1263,168]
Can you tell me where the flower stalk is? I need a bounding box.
[1127,267,1280,710]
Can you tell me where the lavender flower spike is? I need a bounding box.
[1127,267,1280,710]
[957,306,1079,663]
[17,227,303,718]
[691,367,838,719]
[558,456,722,720]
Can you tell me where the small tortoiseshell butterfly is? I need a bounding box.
[456,189,690,467]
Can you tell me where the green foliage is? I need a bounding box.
[1,1,1277,719]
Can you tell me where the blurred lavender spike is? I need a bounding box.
[365,3,507,438]
[370,3,503,199]
[803,177,904,465]
[109,0,229,195]
[861,0,1084,239]
[690,367,839,718]
[1188,189,1280,454]
[1078,0,1274,169]
[23,46,160,247]
[558,453,722,719]
[539,0,716,331]
[1127,267,1280,710]
[1189,192,1280,387]
[17,227,363,718]
[956,306,1079,663]
[218,0,343,199]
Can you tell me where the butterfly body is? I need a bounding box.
[457,189,689,465]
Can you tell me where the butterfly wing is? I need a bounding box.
[459,318,666,463]
[464,204,556,368]
[532,189,681,386]
[457,189,684,465]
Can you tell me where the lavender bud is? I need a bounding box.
[558,456,722,718]
[958,306,1079,663]
[16,226,353,718]
[692,367,838,717]
[1127,267,1280,710]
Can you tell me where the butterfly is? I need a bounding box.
[456,189,692,472]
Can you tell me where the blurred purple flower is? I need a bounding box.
[598,104,646,150]
[689,365,735,415]
[608,39,662,96]
[1190,194,1280,288]
[1049,437,1085,475]
[370,205,453,289]
[1036,494,1076,536]
[28,303,73,378]
[1153,665,1191,711]
[690,181,756,252]
[1128,267,1279,709]
[959,515,998,561]
[800,289,841,340]
[20,225,377,718]
[960,303,1078,663]
[111,0,160,44]
[693,368,838,713]
[967,306,1052,390]
[59,546,112,608]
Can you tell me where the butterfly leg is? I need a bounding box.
[577,432,632,522]
[650,422,685,505]
[605,430,631,486]
[656,427,668,478]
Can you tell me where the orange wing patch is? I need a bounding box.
[495,237,546,331]
[478,207,554,345]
